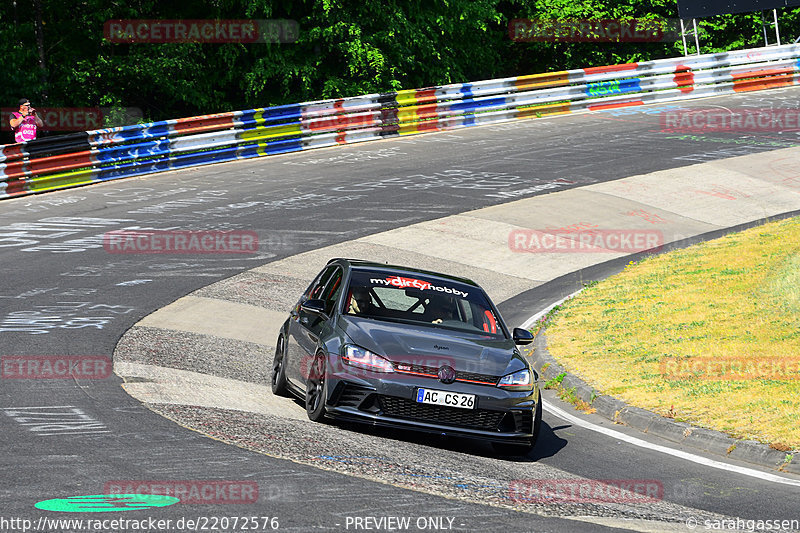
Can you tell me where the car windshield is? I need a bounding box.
[343,269,505,337]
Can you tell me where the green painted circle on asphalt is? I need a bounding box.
[35,494,180,512]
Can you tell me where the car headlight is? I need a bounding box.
[342,345,394,373]
[497,368,534,391]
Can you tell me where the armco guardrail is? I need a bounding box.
[2,44,800,199]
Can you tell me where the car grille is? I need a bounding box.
[378,395,505,431]
[334,382,375,409]
[455,371,500,385]
[397,364,499,385]
[512,410,533,434]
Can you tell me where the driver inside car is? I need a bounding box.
[426,297,457,324]
[348,286,373,315]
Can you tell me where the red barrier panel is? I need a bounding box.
[0,144,26,164]
[25,151,96,177]
[584,63,639,75]
[307,112,377,133]
[733,67,796,92]
[173,113,237,135]
[2,177,28,197]
[1,160,27,180]
[674,65,695,93]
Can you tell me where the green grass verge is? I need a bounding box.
[545,216,800,449]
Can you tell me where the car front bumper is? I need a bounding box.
[325,369,539,444]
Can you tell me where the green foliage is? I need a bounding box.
[2,0,799,143]
[544,372,567,389]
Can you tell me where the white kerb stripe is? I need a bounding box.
[543,400,800,487]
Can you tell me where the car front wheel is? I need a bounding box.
[271,334,289,396]
[531,391,543,444]
[306,351,328,422]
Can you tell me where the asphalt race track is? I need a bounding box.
[2,87,800,532]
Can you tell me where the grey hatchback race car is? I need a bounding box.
[271,258,541,454]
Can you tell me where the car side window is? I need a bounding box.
[322,268,343,314]
[306,265,336,301]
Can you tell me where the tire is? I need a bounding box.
[492,392,542,456]
[305,351,328,422]
[271,335,289,396]
[531,391,543,445]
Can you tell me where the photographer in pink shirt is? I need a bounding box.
[9,98,44,143]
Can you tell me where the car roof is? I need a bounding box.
[328,258,480,288]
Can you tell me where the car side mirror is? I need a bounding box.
[512,327,534,345]
[300,299,326,315]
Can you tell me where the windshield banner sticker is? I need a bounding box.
[370,276,469,298]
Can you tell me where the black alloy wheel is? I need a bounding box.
[306,351,328,422]
[271,335,289,396]
[531,391,543,444]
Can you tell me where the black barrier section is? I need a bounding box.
[23,132,92,159]
[377,93,399,109]
[678,0,800,18]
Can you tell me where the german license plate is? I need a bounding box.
[416,388,475,409]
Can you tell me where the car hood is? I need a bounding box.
[337,315,524,376]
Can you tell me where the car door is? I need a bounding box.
[286,265,343,388]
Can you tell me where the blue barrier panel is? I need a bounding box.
[586,78,642,97]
